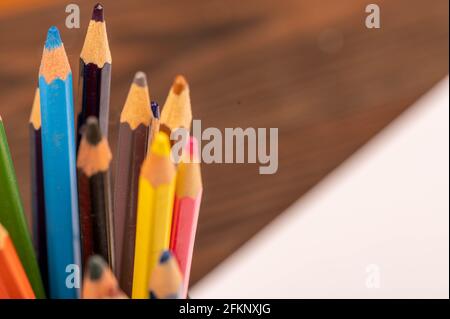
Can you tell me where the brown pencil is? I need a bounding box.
[77,3,112,147]
[29,88,48,293]
[77,117,114,269]
[113,71,152,295]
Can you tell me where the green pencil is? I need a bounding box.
[0,115,45,298]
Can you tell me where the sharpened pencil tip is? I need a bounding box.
[92,3,104,22]
[45,26,62,50]
[151,101,160,119]
[159,250,172,264]
[133,71,147,87]
[87,255,106,281]
[84,117,103,145]
[173,75,187,95]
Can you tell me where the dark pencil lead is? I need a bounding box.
[133,71,147,87]
[85,117,103,145]
[87,255,106,281]
[151,101,160,119]
[149,291,157,299]
[159,250,172,264]
[45,26,62,50]
[133,71,148,88]
[92,3,104,22]
[173,75,187,95]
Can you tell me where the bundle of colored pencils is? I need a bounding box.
[0,3,202,299]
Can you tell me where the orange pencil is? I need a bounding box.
[0,223,35,299]
[0,276,9,298]
[169,137,202,297]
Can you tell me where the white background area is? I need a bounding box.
[192,77,449,299]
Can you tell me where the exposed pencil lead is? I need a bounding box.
[87,255,106,281]
[173,75,187,95]
[85,117,103,145]
[159,250,172,264]
[133,71,148,87]
[92,3,104,22]
[45,26,62,50]
[151,101,160,119]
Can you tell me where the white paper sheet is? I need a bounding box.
[191,77,449,299]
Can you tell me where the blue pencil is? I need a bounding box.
[148,250,183,299]
[38,26,81,299]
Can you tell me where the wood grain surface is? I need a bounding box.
[0,0,448,285]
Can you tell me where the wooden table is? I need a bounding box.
[0,0,447,284]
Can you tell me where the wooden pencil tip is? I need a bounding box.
[87,255,106,281]
[45,26,62,50]
[133,71,148,87]
[172,75,187,95]
[151,101,160,119]
[159,250,172,264]
[29,88,41,128]
[92,3,104,22]
[84,117,103,145]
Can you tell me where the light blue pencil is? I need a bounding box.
[38,26,81,299]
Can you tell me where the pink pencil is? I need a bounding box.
[170,137,202,297]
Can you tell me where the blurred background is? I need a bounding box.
[0,0,448,286]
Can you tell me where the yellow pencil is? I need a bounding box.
[132,132,176,298]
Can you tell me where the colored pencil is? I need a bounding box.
[38,26,81,298]
[29,88,49,294]
[132,132,176,299]
[77,3,112,146]
[0,276,9,298]
[148,101,160,149]
[0,223,35,299]
[0,116,45,298]
[77,117,114,268]
[82,255,126,299]
[160,75,192,138]
[148,250,183,299]
[113,72,151,295]
[170,137,202,297]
